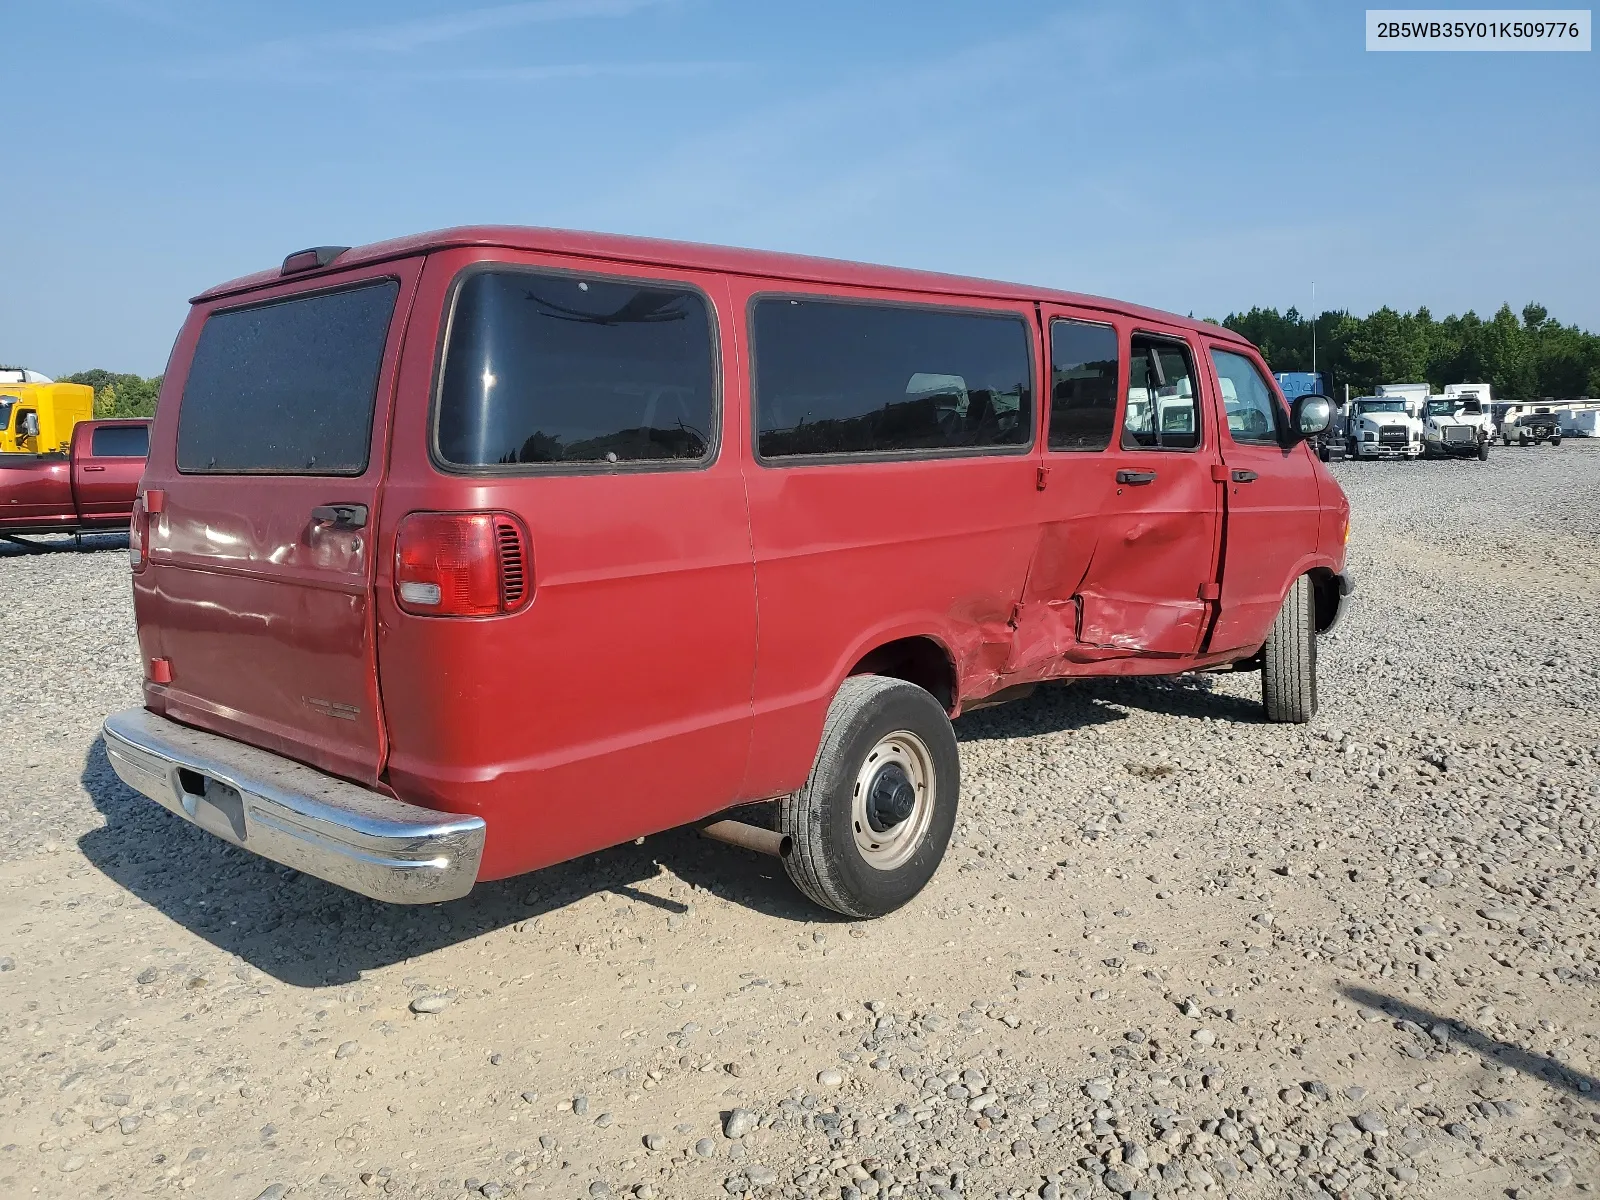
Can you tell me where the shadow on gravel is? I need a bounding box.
[0,530,129,558]
[1342,986,1600,1100]
[76,738,827,990]
[956,673,1262,741]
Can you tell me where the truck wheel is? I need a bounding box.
[1261,575,1317,724]
[1552,436,1562,447]
[780,675,959,918]
[1318,440,1330,463]
[1477,440,1490,461]
[1501,432,1510,446]
[1519,433,1529,446]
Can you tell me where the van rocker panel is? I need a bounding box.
[102,707,485,903]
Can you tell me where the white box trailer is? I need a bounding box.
[1445,382,1493,406]
[1558,403,1600,437]
[1376,382,1433,416]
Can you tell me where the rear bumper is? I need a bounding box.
[102,708,485,904]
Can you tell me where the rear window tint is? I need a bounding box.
[91,424,149,458]
[177,281,398,475]
[753,299,1032,459]
[436,270,716,469]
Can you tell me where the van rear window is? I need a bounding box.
[91,424,149,458]
[753,298,1032,460]
[177,281,398,475]
[436,270,716,469]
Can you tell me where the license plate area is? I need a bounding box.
[176,768,247,842]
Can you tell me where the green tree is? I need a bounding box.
[64,370,162,418]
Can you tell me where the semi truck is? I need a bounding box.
[0,371,95,455]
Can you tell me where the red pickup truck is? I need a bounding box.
[1,419,150,544]
[103,228,1352,919]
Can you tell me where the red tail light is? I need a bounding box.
[394,512,531,617]
[129,496,150,571]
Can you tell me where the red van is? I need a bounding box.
[103,228,1351,918]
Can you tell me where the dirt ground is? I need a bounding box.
[2,442,1598,1200]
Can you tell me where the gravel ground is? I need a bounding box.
[2,443,1598,1200]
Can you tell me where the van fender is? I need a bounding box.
[1265,553,1349,640]
[831,614,965,711]
[741,615,965,802]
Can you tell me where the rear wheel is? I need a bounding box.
[780,676,959,918]
[1519,433,1529,446]
[1552,436,1562,447]
[1261,574,1317,724]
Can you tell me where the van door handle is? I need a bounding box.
[1115,470,1157,485]
[310,504,369,530]
[1231,469,1259,483]
[81,465,106,472]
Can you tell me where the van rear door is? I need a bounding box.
[133,261,420,785]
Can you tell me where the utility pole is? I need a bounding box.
[1311,282,1318,385]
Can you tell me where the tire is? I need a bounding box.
[1261,574,1317,724]
[1552,436,1562,447]
[780,675,959,918]
[1477,440,1490,461]
[1519,433,1529,446]
[1317,440,1330,463]
[1501,433,1510,446]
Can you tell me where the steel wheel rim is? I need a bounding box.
[851,730,935,871]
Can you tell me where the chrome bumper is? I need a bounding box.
[102,708,485,904]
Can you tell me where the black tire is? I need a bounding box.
[1501,432,1510,446]
[1261,574,1317,724]
[780,675,959,918]
[1519,433,1529,446]
[1552,436,1562,447]
[1477,440,1490,461]
[1317,440,1330,463]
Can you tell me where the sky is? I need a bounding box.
[4,0,1596,377]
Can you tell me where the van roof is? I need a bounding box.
[193,225,1250,345]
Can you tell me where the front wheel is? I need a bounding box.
[1552,436,1562,447]
[1478,440,1490,461]
[1262,574,1318,724]
[780,676,960,918]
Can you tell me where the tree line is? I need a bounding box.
[64,369,163,418]
[1219,302,1600,402]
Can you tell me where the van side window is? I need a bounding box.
[437,270,716,469]
[1210,349,1282,446]
[91,424,150,458]
[1048,320,1119,451]
[753,298,1032,460]
[1123,337,1200,451]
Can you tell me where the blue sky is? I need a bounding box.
[5,0,1596,376]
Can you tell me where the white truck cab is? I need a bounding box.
[1346,396,1423,460]
[1420,396,1491,460]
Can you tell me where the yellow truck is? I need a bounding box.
[0,371,95,455]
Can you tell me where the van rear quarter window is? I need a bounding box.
[435,269,716,469]
[91,424,150,458]
[176,281,398,475]
[753,298,1033,460]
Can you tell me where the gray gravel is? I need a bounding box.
[2,444,1598,1199]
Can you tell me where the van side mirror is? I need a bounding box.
[1291,394,1332,440]
[20,411,40,439]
